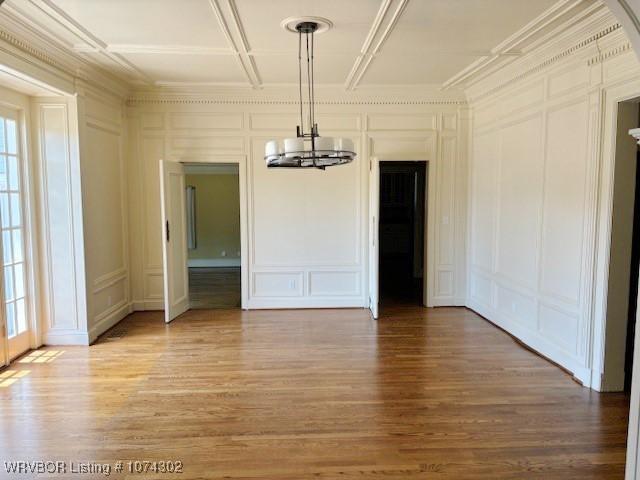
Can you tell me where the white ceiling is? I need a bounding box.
[4,0,573,89]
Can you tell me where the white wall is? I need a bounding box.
[77,84,131,342]
[127,94,469,310]
[466,11,640,387]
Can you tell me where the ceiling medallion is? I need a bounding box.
[265,17,355,170]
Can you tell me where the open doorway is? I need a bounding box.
[378,161,426,309]
[604,100,640,392]
[184,164,241,309]
[160,160,245,323]
[626,141,640,392]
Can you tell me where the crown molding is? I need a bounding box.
[443,0,599,89]
[28,0,152,84]
[465,7,625,103]
[0,3,130,98]
[127,85,467,107]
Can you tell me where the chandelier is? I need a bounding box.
[264,19,356,169]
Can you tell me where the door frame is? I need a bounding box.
[166,156,249,311]
[368,156,435,317]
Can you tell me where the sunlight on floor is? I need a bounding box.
[18,350,64,364]
[0,369,30,388]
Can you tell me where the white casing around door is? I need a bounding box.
[159,160,189,323]
[368,158,379,319]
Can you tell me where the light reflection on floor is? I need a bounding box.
[18,349,64,364]
[0,369,30,387]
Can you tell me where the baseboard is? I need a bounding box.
[43,330,90,346]
[430,296,466,307]
[188,258,241,268]
[466,298,592,387]
[132,299,164,311]
[89,301,134,344]
[246,297,367,309]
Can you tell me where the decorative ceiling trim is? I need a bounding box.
[344,0,392,90]
[470,22,623,102]
[344,0,409,91]
[443,0,601,89]
[126,96,467,107]
[587,39,632,64]
[74,44,236,56]
[28,0,153,84]
[0,10,129,97]
[206,0,260,88]
[0,26,60,70]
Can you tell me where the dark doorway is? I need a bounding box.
[378,161,426,307]
[625,148,640,392]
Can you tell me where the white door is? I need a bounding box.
[160,160,189,323]
[369,158,379,319]
[0,110,30,359]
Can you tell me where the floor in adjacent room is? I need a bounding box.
[188,266,241,309]
[0,306,630,479]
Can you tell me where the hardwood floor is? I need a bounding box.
[0,306,630,479]
[188,267,241,309]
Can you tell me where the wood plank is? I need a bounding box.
[0,306,630,479]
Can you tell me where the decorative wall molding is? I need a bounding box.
[466,1,640,394]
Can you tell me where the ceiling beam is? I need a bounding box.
[344,0,409,91]
[74,44,235,56]
[207,0,261,88]
[27,0,153,85]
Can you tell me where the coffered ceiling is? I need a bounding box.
[1,0,600,90]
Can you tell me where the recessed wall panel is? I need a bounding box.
[496,114,544,288]
[539,100,588,304]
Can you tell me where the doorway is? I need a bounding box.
[160,160,245,323]
[378,161,427,309]
[185,164,241,309]
[604,100,639,392]
[626,145,640,392]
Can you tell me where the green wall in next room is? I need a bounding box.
[186,172,240,267]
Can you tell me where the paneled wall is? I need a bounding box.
[31,86,130,344]
[127,98,468,310]
[31,96,88,344]
[466,15,640,387]
[77,85,131,341]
